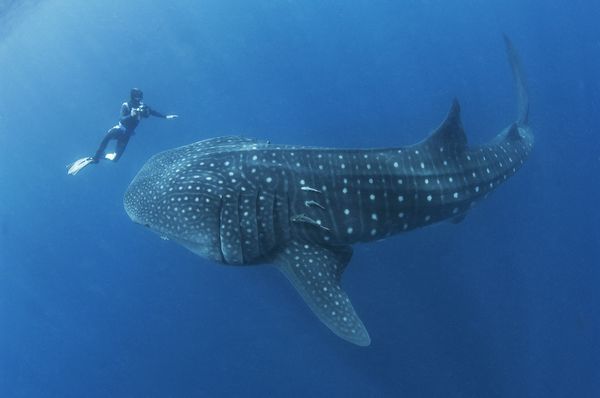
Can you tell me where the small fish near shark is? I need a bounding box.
[124,37,533,346]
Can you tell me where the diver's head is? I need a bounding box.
[130,88,143,105]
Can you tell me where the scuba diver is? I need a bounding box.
[67,88,178,175]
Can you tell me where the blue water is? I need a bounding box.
[1,1,599,397]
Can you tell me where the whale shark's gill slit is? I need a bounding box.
[255,188,263,256]
[272,190,280,251]
[378,163,391,233]
[262,189,277,255]
[216,196,225,263]
[236,191,245,262]
[285,192,293,237]
[273,190,292,249]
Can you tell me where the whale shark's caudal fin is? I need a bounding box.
[275,240,371,346]
[503,34,529,126]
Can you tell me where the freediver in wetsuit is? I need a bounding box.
[67,88,178,175]
[92,88,178,162]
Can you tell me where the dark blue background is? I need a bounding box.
[1,1,599,397]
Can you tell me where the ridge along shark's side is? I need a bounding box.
[124,37,533,346]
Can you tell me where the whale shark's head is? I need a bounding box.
[124,147,227,262]
[124,136,271,263]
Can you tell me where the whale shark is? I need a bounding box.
[124,37,533,346]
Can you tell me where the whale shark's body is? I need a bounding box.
[124,37,533,346]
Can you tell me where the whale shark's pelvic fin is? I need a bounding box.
[275,240,371,346]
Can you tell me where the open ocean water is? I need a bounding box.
[1,1,599,397]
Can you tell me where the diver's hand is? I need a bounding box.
[130,108,139,117]
[165,114,179,120]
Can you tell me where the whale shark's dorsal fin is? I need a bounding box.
[275,240,370,346]
[420,99,467,154]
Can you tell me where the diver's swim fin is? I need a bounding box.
[104,152,117,161]
[67,157,94,175]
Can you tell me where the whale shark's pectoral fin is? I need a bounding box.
[275,240,370,346]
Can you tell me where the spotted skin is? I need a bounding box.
[124,38,533,346]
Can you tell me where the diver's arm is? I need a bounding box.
[149,107,178,120]
[149,108,166,118]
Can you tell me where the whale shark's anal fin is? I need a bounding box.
[275,240,370,346]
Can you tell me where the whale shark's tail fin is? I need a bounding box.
[503,34,529,126]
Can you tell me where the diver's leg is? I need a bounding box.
[112,135,131,162]
[93,127,120,162]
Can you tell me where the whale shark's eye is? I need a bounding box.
[144,224,150,228]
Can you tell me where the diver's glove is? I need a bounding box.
[165,114,179,120]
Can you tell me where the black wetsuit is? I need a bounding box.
[93,101,166,162]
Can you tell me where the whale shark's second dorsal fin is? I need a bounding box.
[419,99,467,154]
[275,240,370,346]
[506,123,522,141]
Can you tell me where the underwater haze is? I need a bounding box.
[1,0,599,397]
